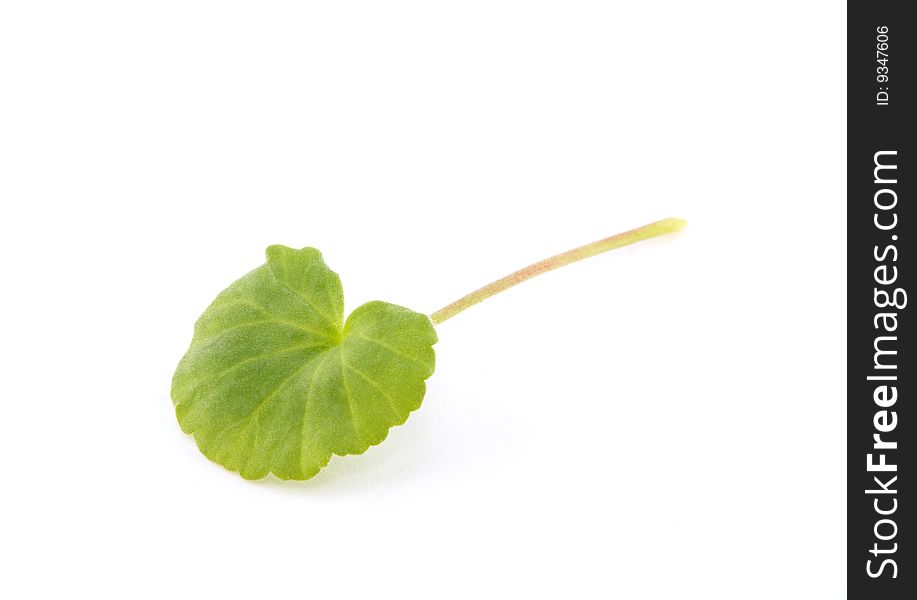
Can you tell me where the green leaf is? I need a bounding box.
[171,246,437,480]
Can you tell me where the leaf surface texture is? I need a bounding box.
[172,246,437,480]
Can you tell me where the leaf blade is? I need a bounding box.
[171,246,437,480]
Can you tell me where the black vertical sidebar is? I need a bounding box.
[848,2,914,598]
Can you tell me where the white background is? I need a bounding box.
[1,1,846,598]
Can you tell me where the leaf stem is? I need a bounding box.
[430,217,687,324]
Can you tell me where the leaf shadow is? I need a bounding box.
[249,411,439,496]
[215,372,507,495]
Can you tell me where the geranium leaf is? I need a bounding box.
[171,246,437,480]
[172,218,686,482]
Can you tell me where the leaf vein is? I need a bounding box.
[350,334,429,371]
[231,353,318,439]
[271,272,338,328]
[298,351,335,474]
[212,298,335,340]
[342,361,401,419]
[207,342,325,382]
[337,352,361,444]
